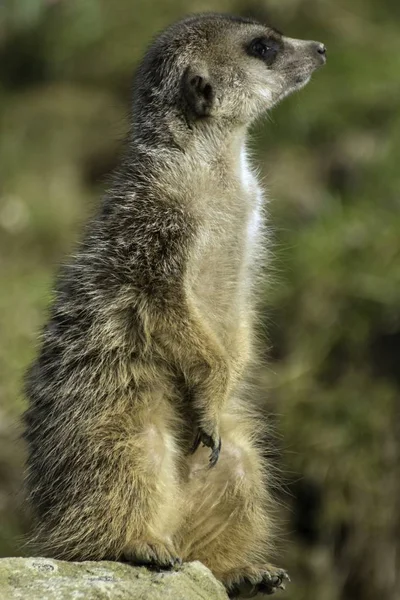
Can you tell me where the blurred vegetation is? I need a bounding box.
[0,1,399,599]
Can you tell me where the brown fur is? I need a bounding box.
[23,14,325,597]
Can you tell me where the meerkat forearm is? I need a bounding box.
[158,299,233,465]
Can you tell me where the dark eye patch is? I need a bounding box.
[247,37,281,66]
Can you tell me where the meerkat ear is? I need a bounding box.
[182,66,215,119]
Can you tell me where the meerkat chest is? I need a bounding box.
[186,149,264,337]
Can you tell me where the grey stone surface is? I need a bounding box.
[0,556,229,599]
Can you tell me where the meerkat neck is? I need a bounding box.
[188,121,248,166]
[128,109,249,185]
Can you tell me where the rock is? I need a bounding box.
[0,556,229,599]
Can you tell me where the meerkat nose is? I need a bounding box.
[316,43,327,56]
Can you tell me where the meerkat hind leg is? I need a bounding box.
[179,412,289,594]
[120,405,183,569]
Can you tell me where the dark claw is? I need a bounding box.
[190,430,202,454]
[227,568,289,598]
[259,570,290,594]
[200,431,214,448]
[275,570,290,587]
[209,437,222,468]
[173,556,182,566]
[191,429,221,467]
[131,557,175,571]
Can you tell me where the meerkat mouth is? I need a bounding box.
[276,74,311,102]
[295,74,311,84]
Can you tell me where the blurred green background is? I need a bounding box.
[1,0,399,598]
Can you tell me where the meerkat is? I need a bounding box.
[23,13,326,598]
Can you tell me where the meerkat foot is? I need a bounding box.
[122,540,182,570]
[191,427,221,467]
[223,564,290,598]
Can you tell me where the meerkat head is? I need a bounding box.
[132,14,326,138]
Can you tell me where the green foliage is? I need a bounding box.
[0,1,399,598]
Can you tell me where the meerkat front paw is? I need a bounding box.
[191,426,221,467]
[122,540,182,570]
[223,564,290,597]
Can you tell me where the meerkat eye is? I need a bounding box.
[248,38,279,65]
